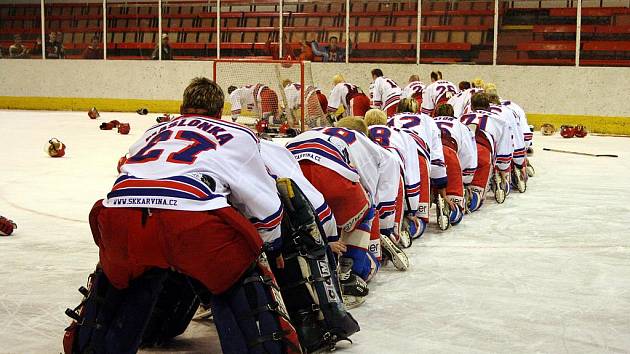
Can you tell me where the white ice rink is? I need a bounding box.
[1,110,629,354]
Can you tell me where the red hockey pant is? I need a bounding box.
[471,143,493,192]
[89,201,262,295]
[443,145,464,206]
[349,94,371,117]
[417,154,431,222]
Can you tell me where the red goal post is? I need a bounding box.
[212,59,326,132]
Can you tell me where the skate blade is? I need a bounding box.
[380,235,410,271]
[399,230,412,249]
[192,307,213,321]
[342,295,366,309]
[495,189,506,204]
[436,197,451,231]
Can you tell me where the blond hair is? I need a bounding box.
[364,109,387,127]
[332,74,345,86]
[396,97,418,113]
[336,116,368,135]
[472,77,485,89]
[484,82,497,96]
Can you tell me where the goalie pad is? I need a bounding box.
[274,178,360,353]
[140,270,201,347]
[211,254,302,354]
[63,267,168,354]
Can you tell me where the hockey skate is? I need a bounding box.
[526,161,535,177]
[398,219,414,248]
[380,234,410,271]
[192,304,212,321]
[435,194,451,231]
[491,172,508,204]
[338,257,369,309]
[512,167,527,193]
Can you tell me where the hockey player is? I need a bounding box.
[259,140,360,351]
[388,98,450,231]
[485,89,527,193]
[286,118,402,283]
[282,79,329,129]
[0,215,17,236]
[364,109,424,242]
[370,69,402,117]
[433,104,478,223]
[460,93,513,208]
[448,85,484,118]
[401,75,425,108]
[421,71,458,117]
[228,83,280,124]
[64,77,301,354]
[327,74,371,120]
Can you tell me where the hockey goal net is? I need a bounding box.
[213,59,327,131]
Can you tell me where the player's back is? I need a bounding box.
[372,76,402,109]
[460,109,511,167]
[448,88,483,118]
[402,81,425,99]
[328,83,362,111]
[109,115,260,210]
[387,112,435,148]
[422,80,458,113]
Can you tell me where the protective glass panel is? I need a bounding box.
[350,0,416,63]
[497,0,576,66]
[106,0,158,60]
[0,1,43,59]
[580,0,630,67]
[422,0,494,64]
[44,0,103,60]
[219,0,280,59]
[162,0,217,60]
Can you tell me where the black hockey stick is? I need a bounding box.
[543,148,619,158]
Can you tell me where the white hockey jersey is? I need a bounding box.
[402,81,425,99]
[328,82,364,114]
[259,140,338,241]
[501,99,532,149]
[433,116,478,185]
[447,87,484,118]
[488,104,527,166]
[371,76,402,111]
[229,84,270,115]
[387,113,448,188]
[367,125,421,214]
[421,80,458,115]
[460,110,513,171]
[285,127,400,230]
[105,115,282,246]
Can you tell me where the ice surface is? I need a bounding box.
[1,110,629,354]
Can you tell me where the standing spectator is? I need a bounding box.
[81,36,103,59]
[311,36,350,62]
[31,37,42,58]
[56,31,65,58]
[46,32,61,59]
[151,34,173,60]
[9,34,29,58]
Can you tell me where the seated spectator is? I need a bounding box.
[151,34,173,60]
[311,36,351,62]
[9,34,29,58]
[31,37,42,58]
[297,40,314,61]
[265,33,295,60]
[82,37,103,59]
[56,31,65,58]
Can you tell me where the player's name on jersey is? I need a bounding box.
[293,151,322,162]
[147,117,235,146]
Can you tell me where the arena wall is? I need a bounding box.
[0,60,628,134]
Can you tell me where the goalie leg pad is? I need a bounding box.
[275,178,360,352]
[64,267,168,354]
[140,270,200,347]
[211,256,302,354]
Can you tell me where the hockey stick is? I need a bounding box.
[542,148,619,158]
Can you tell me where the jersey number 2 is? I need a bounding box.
[128,130,217,165]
